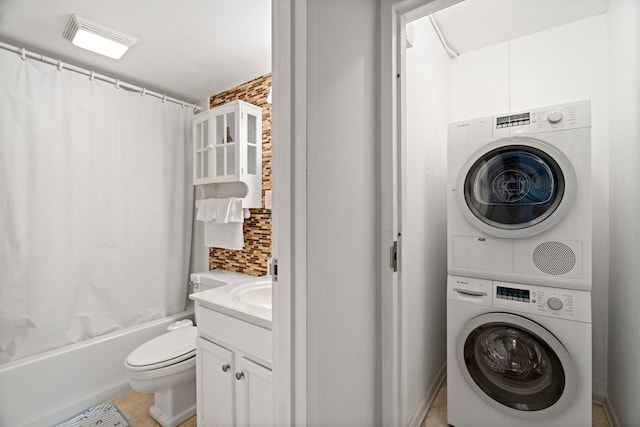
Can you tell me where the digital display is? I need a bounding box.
[496,112,530,129]
[496,286,530,302]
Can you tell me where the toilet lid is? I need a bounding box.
[126,326,196,370]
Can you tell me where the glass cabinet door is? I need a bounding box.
[246,112,259,176]
[214,110,238,178]
[194,117,211,182]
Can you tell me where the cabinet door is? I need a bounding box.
[193,115,213,184]
[236,357,273,427]
[196,337,236,426]
[243,109,261,177]
[213,108,239,180]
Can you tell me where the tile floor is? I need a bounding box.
[420,380,611,427]
[109,391,196,427]
[110,383,610,427]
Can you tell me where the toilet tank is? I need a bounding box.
[189,269,257,293]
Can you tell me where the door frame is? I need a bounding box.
[272,0,309,426]
[379,1,463,425]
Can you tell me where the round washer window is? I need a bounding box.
[464,145,565,230]
[463,322,565,411]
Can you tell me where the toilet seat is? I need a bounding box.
[126,326,197,371]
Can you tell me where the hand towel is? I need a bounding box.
[197,197,245,249]
[196,198,218,222]
[204,221,244,250]
[196,198,244,223]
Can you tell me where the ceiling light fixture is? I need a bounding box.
[63,14,137,59]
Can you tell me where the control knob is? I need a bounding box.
[547,111,563,123]
[547,297,563,311]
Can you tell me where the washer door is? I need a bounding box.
[457,137,577,238]
[457,313,577,420]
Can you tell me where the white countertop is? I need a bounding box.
[190,279,272,330]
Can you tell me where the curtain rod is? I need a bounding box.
[0,41,201,112]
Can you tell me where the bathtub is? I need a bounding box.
[0,308,194,427]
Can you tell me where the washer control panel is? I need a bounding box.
[447,275,591,323]
[547,297,564,310]
[493,280,590,322]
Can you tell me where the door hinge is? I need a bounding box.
[269,258,278,282]
[390,241,398,272]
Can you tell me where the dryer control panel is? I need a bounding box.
[493,100,591,138]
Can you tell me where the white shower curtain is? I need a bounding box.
[0,48,194,363]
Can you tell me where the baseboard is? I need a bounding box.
[592,391,606,405]
[603,396,621,427]
[408,363,447,427]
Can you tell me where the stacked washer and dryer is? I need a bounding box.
[446,100,592,426]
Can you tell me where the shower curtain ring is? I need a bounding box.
[57,60,63,71]
[162,94,167,103]
[89,71,95,81]
[20,48,26,60]
[181,101,185,108]
[115,79,120,90]
[141,88,146,97]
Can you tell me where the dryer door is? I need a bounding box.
[457,137,576,238]
[456,312,577,420]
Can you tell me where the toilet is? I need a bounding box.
[124,269,257,427]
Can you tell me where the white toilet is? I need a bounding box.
[124,269,257,427]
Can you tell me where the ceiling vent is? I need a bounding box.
[63,14,137,59]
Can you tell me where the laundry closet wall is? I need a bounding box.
[407,14,609,396]
[404,17,450,425]
[607,0,640,424]
[449,14,609,396]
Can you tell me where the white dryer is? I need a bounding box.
[447,275,592,427]
[447,100,592,290]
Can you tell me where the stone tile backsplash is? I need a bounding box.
[208,73,272,276]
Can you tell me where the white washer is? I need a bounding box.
[447,275,592,427]
[447,101,591,290]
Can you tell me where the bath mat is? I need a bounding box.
[55,404,131,427]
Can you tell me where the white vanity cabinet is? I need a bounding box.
[195,304,272,427]
[192,100,263,208]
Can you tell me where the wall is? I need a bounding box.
[403,17,450,425]
[449,14,610,395]
[208,73,272,276]
[607,0,640,424]
[305,0,379,425]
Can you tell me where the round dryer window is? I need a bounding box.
[457,313,577,419]
[458,138,577,238]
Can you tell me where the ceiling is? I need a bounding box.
[0,0,608,103]
[0,0,271,103]
[428,0,609,54]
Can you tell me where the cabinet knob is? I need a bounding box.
[221,364,230,373]
[235,371,245,380]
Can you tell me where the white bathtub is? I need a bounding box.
[0,308,195,427]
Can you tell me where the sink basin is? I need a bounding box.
[190,277,273,329]
[231,280,272,309]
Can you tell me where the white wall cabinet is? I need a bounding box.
[195,308,272,427]
[193,100,263,207]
